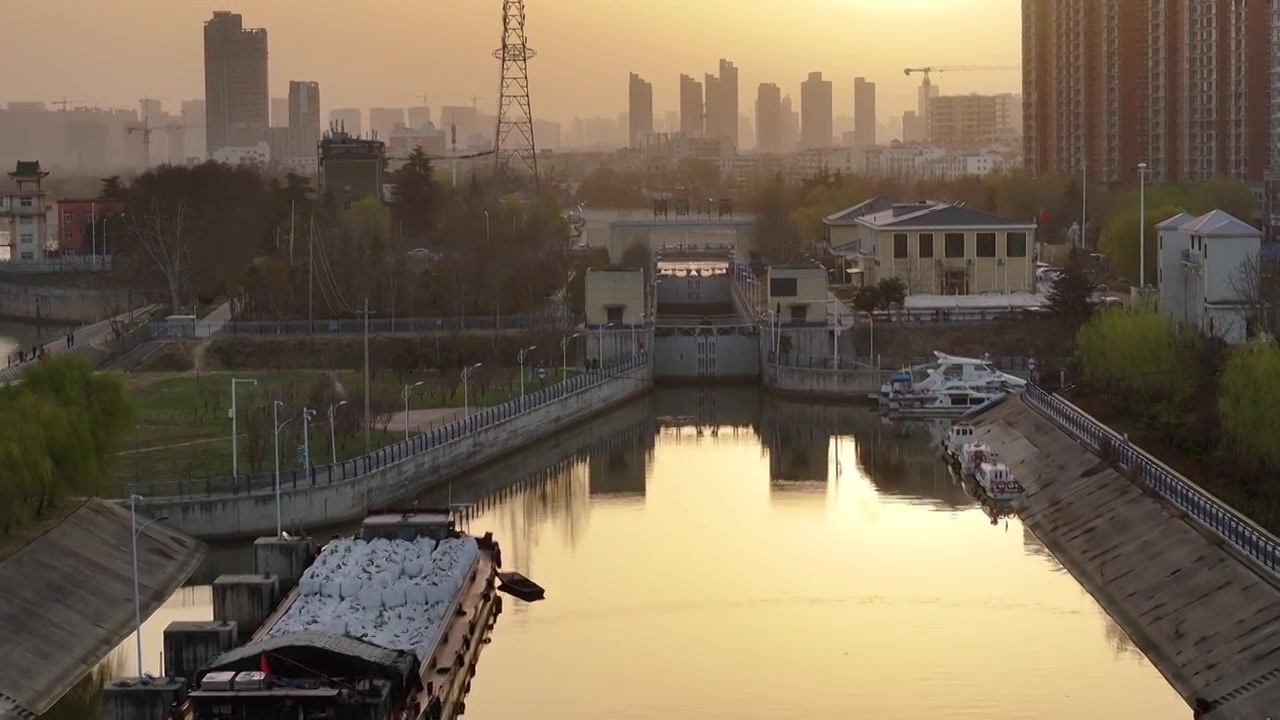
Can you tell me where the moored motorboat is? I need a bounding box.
[959,442,996,478]
[943,422,977,461]
[975,462,1024,502]
[873,352,1027,418]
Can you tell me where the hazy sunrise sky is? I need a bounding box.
[7,0,1021,123]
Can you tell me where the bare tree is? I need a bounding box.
[127,197,191,315]
[1230,253,1280,337]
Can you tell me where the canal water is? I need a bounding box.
[113,389,1187,719]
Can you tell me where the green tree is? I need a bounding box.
[1077,302,1186,405]
[1192,177,1258,220]
[875,278,907,310]
[1046,253,1101,330]
[391,147,438,244]
[1218,341,1280,471]
[748,177,805,264]
[99,175,127,200]
[1098,203,1184,284]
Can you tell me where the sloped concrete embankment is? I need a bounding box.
[136,363,653,541]
[973,396,1280,719]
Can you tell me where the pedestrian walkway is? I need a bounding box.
[0,305,159,383]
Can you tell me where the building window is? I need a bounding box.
[343,201,352,211]
[788,304,807,324]
[62,211,74,224]
[918,233,934,259]
[944,233,965,258]
[19,197,33,208]
[976,233,997,258]
[605,306,624,324]
[770,277,798,297]
[19,252,33,260]
[1006,232,1028,258]
[18,234,34,245]
[63,231,73,241]
[893,233,909,259]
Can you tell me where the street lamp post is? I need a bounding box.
[1137,162,1153,289]
[560,333,580,378]
[327,400,347,465]
[128,493,168,678]
[402,381,424,441]
[461,363,483,417]
[596,322,615,367]
[229,377,257,484]
[272,401,295,538]
[517,345,536,397]
[301,408,316,470]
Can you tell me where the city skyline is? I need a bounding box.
[3,1,1021,127]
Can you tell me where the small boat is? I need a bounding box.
[943,422,977,461]
[872,352,1026,418]
[497,571,546,602]
[959,442,996,478]
[975,462,1024,502]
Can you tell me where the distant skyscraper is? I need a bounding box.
[679,74,703,135]
[704,59,739,147]
[781,95,800,152]
[407,106,432,130]
[180,99,207,160]
[139,98,164,127]
[203,11,269,154]
[369,108,405,140]
[902,110,925,143]
[329,108,362,136]
[853,77,876,147]
[287,81,321,160]
[755,83,782,153]
[800,72,833,149]
[628,73,653,147]
[270,97,288,127]
[664,110,679,134]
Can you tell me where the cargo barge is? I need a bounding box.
[189,509,503,720]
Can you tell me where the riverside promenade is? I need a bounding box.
[130,354,654,540]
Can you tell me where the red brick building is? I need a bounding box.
[55,199,123,254]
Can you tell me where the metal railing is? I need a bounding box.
[144,313,575,339]
[134,353,651,500]
[1024,384,1280,575]
[769,353,1069,373]
[0,256,114,273]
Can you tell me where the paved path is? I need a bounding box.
[0,305,160,383]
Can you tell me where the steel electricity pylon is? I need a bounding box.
[492,0,539,187]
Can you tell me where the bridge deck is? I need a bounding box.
[974,396,1280,719]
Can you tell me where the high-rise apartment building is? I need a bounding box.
[203,11,269,155]
[270,98,288,127]
[704,60,739,147]
[781,95,800,152]
[679,74,703,136]
[1023,0,1273,184]
[329,108,362,136]
[800,72,833,149]
[756,83,782,153]
[902,111,926,143]
[407,106,432,130]
[369,108,406,140]
[287,81,321,160]
[628,73,653,147]
[928,93,1020,148]
[853,77,877,147]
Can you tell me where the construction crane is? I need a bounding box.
[903,65,1019,88]
[127,97,170,167]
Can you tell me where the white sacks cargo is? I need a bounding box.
[265,535,480,660]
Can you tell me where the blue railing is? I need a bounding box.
[136,353,650,499]
[1024,384,1280,574]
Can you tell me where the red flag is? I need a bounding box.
[1039,210,1050,225]
[260,652,271,676]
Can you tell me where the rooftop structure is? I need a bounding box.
[1156,208,1262,343]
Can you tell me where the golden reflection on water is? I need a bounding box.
[117,393,1187,719]
[463,402,1187,720]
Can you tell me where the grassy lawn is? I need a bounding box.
[108,366,582,489]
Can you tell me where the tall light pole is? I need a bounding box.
[517,345,536,397]
[327,400,347,465]
[461,363,482,417]
[560,332,580,377]
[596,322,615,367]
[402,381,424,441]
[229,377,257,483]
[1137,162,1153,289]
[272,401,295,538]
[128,494,167,678]
[301,408,316,470]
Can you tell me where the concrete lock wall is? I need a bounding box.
[655,275,732,305]
[0,283,132,323]
[137,363,654,540]
[654,334,759,380]
[763,363,886,399]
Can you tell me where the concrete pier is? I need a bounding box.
[252,536,314,592]
[163,620,237,682]
[101,677,186,720]
[212,574,279,642]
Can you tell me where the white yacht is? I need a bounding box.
[974,462,1025,502]
[874,352,1027,417]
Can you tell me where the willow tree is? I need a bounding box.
[1219,341,1280,471]
[1077,303,1185,404]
